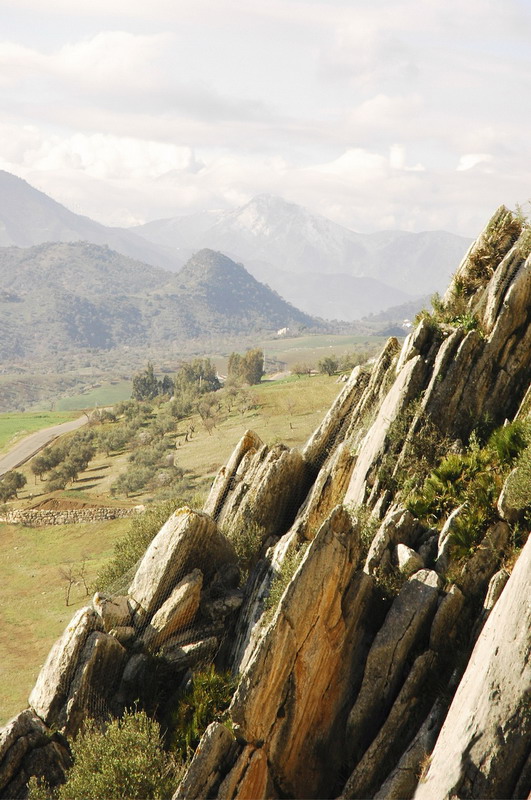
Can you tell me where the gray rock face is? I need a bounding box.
[128,508,236,617]
[203,430,263,519]
[173,722,239,800]
[342,650,437,799]
[216,443,309,542]
[302,365,368,468]
[58,632,127,736]
[0,710,70,799]
[28,607,101,728]
[141,569,203,650]
[415,533,531,800]
[346,570,441,766]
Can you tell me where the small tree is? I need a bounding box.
[0,471,27,501]
[132,362,160,401]
[318,355,338,376]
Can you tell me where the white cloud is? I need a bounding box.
[457,153,494,172]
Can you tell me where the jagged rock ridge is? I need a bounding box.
[0,206,530,799]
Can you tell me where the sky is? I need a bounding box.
[1,0,530,235]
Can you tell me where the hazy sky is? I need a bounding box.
[1,0,530,235]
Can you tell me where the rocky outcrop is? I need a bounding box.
[128,508,236,619]
[1,207,530,800]
[0,711,70,800]
[415,532,531,800]
[227,507,373,799]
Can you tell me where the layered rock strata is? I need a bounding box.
[0,207,530,799]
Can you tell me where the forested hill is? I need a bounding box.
[0,242,321,360]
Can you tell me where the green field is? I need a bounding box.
[0,517,130,725]
[54,380,132,412]
[0,410,78,453]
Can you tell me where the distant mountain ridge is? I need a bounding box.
[0,172,471,321]
[133,194,472,319]
[0,242,320,361]
[0,170,178,271]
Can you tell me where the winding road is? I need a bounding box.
[0,416,87,478]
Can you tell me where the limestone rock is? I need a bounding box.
[128,508,236,618]
[346,570,441,765]
[0,710,70,798]
[203,430,263,519]
[395,544,424,577]
[365,507,419,575]
[429,584,465,652]
[141,569,203,650]
[229,506,373,799]
[457,520,510,597]
[217,745,276,800]
[217,443,309,542]
[372,698,447,800]
[302,365,369,468]
[58,632,127,736]
[434,505,464,575]
[415,532,531,800]
[345,355,430,506]
[92,593,131,632]
[161,636,219,671]
[342,650,437,799]
[173,722,239,800]
[28,606,101,727]
[108,626,136,646]
[201,590,243,623]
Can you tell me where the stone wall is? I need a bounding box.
[0,506,140,527]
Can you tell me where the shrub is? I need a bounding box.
[28,710,183,800]
[487,421,528,465]
[225,517,266,579]
[169,667,235,760]
[264,542,308,619]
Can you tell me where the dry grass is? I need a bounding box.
[0,517,129,725]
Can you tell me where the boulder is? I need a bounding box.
[92,593,131,632]
[57,631,127,736]
[28,607,101,727]
[415,533,531,799]
[395,544,424,577]
[217,444,309,542]
[141,569,203,650]
[0,710,70,798]
[161,636,219,671]
[108,626,136,646]
[173,722,239,800]
[128,508,236,618]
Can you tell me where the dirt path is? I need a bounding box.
[0,416,87,478]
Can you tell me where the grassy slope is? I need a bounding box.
[0,410,78,453]
[0,517,130,725]
[0,373,343,723]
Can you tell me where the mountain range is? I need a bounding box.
[0,243,318,361]
[133,194,472,319]
[0,172,471,321]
